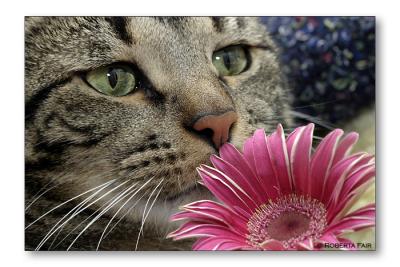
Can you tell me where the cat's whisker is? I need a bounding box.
[96,178,156,250]
[65,180,142,251]
[25,178,58,207]
[66,178,154,251]
[33,166,127,248]
[101,190,148,242]
[254,111,335,134]
[35,179,129,250]
[289,110,336,130]
[36,186,110,250]
[48,184,123,250]
[292,100,341,110]
[135,179,164,251]
[26,178,116,230]
[25,184,58,211]
[48,183,132,250]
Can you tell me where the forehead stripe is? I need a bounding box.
[105,17,133,45]
[211,17,224,32]
[235,17,246,29]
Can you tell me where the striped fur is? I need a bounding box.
[25,17,291,250]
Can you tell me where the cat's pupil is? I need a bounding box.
[223,52,231,70]
[107,69,119,89]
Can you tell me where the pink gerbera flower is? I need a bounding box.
[167,124,375,250]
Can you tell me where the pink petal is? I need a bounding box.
[231,204,252,219]
[327,217,375,235]
[285,125,305,189]
[249,129,283,199]
[216,241,251,250]
[167,221,244,241]
[329,178,375,223]
[183,200,247,222]
[242,136,257,170]
[347,155,375,177]
[335,162,374,202]
[192,236,250,251]
[343,163,375,195]
[328,163,375,220]
[170,210,217,222]
[170,209,242,233]
[340,160,375,199]
[266,124,293,195]
[295,238,315,250]
[219,143,260,185]
[310,129,344,200]
[182,200,248,234]
[317,232,340,244]
[198,166,258,212]
[325,204,375,235]
[210,155,265,205]
[192,237,209,250]
[167,222,214,240]
[219,143,269,200]
[346,203,376,217]
[322,153,370,205]
[286,123,314,195]
[260,239,285,250]
[332,132,359,165]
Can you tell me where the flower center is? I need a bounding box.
[266,211,311,241]
[247,194,327,249]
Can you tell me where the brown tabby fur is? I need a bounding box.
[25,17,291,250]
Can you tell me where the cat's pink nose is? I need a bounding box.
[193,111,238,149]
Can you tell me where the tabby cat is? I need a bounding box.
[25,16,291,250]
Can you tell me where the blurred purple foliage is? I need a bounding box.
[261,16,375,123]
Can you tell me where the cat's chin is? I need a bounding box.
[153,185,215,229]
[117,185,214,235]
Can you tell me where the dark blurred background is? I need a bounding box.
[261,17,375,127]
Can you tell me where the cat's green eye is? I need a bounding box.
[212,45,249,76]
[86,65,137,96]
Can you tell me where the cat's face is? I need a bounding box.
[25,17,291,248]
